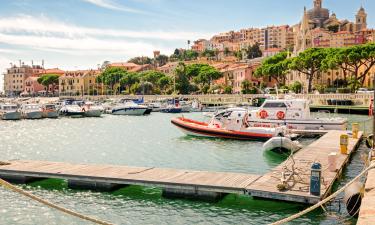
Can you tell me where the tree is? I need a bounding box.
[322,44,375,85]
[223,86,232,94]
[234,50,243,60]
[37,74,60,95]
[246,42,262,59]
[157,76,172,94]
[289,81,302,94]
[347,76,361,93]
[201,49,216,58]
[119,72,139,93]
[192,65,222,88]
[174,62,190,94]
[289,48,328,93]
[155,54,169,66]
[97,67,127,93]
[128,56,152,65]
[241,80,252,94]
[255,52,290,85]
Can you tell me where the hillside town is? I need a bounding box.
[2,0,375,97]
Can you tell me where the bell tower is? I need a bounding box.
[314,0,322,8]
[355,6,367,31]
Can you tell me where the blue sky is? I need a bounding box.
[0,0,373,90]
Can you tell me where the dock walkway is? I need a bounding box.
[358,161,375,225]
[0,130,363,204]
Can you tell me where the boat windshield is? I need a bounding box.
[215,110,232,119]
[262,102,287,108]
[44,104,56,110]
[2,105,17,110]
[25,105,39,110]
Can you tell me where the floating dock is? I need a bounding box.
[0,130,363,204]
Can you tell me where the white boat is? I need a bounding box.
[0,104,21,120]
[59,100,84,118]
[247,99,347,130]
[42,103,59,118]
[82,101,103,117]
[108,101,148,115]
[263,137,302,153]
[20,104,43,119]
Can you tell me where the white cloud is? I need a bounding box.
[81,0,146,14]
[0,15,211,41]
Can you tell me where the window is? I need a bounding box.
[263,102,287,108]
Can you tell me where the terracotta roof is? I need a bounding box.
[110,62,139,68]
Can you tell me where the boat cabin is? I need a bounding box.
[0,104,18,112]
[249,99,311,120]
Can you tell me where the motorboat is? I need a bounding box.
[160,104,182,113]
[59,100,84,118]
[20,104,43,119]
[108,101,148,115]
[247,99,348,130]
[171,109,296,141]
[263,137,302,153]
[0,104,21,120]
[41,103,59,118]
[82,101,104,117]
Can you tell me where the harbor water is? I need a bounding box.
[0,112,371,224]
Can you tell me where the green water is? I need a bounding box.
[0,112,371,224]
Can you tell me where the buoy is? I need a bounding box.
[344,181,363,217]
[276,111,285,120]
[259,110,268,119]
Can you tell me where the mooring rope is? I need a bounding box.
[0,178,114,225]
[269,162,375,225]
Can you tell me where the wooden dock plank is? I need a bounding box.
[247,130,363,204]
[0,161,260,194]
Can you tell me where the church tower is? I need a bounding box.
[355,6,367,31]
[314,0,322,8]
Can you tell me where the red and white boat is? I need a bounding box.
[171,109,294,141]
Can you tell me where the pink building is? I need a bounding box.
[24,76,45,95]
[232,65,255,93]
[23,68,65,96]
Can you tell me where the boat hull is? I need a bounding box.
[23,111,43,119]
[171,118,274,141]
[42,111,59,119]
[161,108,182,113]
[1,111,21,120]
[84,109,103,117]
[60,111,84,118]
[111,108,147,116]
[248,119,347,130]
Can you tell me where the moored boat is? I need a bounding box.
[59,100,84,118]
[171,109,295,141]
[20,104,43,119]
[82,101,104,117]
[42,103,59,118]
[0,104,21,120]
[248,99,348,130]
[108,101,148,116]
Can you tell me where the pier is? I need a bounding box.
[0,130,363,204]
[358,161,375,225]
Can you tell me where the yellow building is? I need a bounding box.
[59,70,100,95]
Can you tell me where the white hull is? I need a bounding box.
[248,119,347,130]
[263,137,302,153]
[84,109,103,117]
[111,108,147,115]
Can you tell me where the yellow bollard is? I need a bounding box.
[340,134,349,154]
[352,123,359,139]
